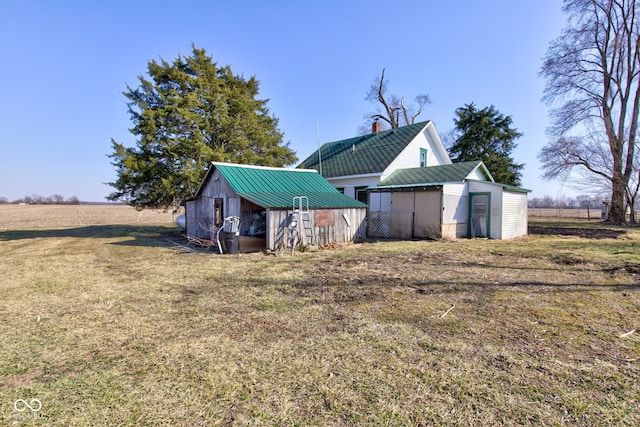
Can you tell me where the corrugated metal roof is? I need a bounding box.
[212,163,367,209]
[374,161,492,188]
[215,163,337,193]
[298,121,430,178]
[240,191,366,209]
[372,162,532,193]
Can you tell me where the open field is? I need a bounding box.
[1,208,639,425]
[529,208,601,219]
[0,204,178,230]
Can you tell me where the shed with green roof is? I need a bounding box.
[185,162,367,252]
[367,161,529,240]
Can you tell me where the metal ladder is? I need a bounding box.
[293,196,316,247]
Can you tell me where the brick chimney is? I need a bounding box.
[372,120,381,134]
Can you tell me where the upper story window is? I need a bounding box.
[419,148,428,167]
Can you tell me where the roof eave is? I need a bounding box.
[424,121,452,165]
[193,162,217,198]
[369,181,460,191]
[472,161,495,182]
[467,179,531,193]
[325,172,382,181]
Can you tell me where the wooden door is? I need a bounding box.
[414,191,441,238]
[390,192,414,239]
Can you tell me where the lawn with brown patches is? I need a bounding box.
[0,216,639,425]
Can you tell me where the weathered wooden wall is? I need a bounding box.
[266,208,366,251]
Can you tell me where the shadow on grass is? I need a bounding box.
[0,224,183,248]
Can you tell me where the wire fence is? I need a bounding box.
[528,208,640,220]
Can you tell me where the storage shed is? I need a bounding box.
[367,161,530,240]
[185,162,368,252]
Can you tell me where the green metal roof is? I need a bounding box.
[210,162,367,209]
[298,121,431,178]
[374,161,493,189]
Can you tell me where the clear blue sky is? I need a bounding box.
[1,0,568,202]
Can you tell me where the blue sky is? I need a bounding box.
[1,0,567,202]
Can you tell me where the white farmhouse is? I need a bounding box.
[299,120,529,240]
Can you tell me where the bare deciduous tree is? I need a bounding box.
[362,68,430,131]
[538,134,613,187]
[539,0,640,223]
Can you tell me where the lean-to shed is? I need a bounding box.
[185,162,368,252]
[368,161,530,240]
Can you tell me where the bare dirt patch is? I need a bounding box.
[529,224,627,239]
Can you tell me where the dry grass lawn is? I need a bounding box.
[0,207,639,425]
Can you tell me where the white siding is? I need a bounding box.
[492,189,504,240]
[442,184,468,238]
[468,168,489,181]
[328,175,380,199]
[443,183,467,197]
[468,181,503,239]
[384,124,451,178]
[442,184,467,224]
[467,181,528,240]
[501,191,528,239]
[425,122,452,165]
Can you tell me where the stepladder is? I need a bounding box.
[292,196,316,248]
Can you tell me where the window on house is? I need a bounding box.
[355,187,368,205]
[336,187,345,194]
[420,148,428,167]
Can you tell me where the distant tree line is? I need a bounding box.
[529,194,610,209]
[0,194,81,205]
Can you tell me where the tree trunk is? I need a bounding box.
[608,171,627,223]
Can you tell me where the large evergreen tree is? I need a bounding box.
[108,46,296,210]
[449,103,524,186]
